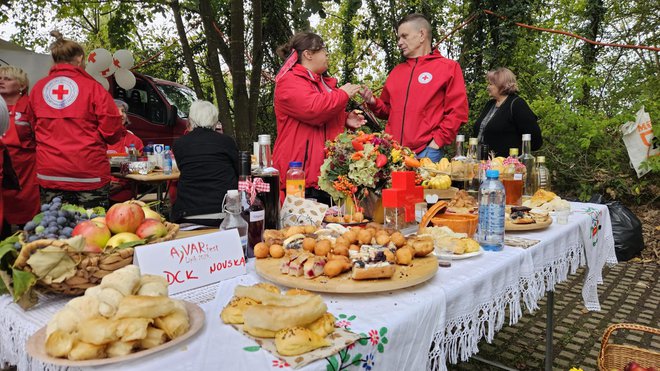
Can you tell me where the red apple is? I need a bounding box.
[105,202,145,234]
[136,219,168,239]
[92,216,106,224]
[72,220,111,252]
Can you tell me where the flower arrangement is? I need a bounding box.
[318,130,419,205]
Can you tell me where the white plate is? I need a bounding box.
[434,248,484,260]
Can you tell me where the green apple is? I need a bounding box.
[106,232,141,248]
[142,206,164,221]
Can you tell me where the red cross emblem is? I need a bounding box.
[113,58,121,68]
[52,85,69,100]
[88,51,97,63]
[422,75,429,81]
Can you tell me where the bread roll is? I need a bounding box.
[243,324,277,338]
[106,340,137,357]
[46,308,80,338]
[306,312,335,338]
[116,317,153,341]
[234,285,311,307]
[67,341,106,361]
[140,327,167,349]
[100,265,141,296]
[154,309,189,339]
[65,295,101,320]
[77,317,119,345]
[45,330,75,358]
[98,287,124,318]
[114,295,176,319]
[242,295,326,331]
[137,275,168,297]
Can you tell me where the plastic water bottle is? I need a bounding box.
[477,169,505,251]
[220,190,249,258]
[163,145,172,175]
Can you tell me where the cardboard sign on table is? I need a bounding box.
[134,229,246,294]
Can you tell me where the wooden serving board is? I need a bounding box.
[505,218,552,231]
[27,301,204,367]
[255,256,438,294]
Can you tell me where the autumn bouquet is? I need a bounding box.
[318,130,420,206]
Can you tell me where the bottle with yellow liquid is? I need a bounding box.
[286,161,306,199]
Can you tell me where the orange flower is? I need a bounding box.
[351,151,364,161]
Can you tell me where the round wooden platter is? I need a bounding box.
[505,218,552,231]
[27,301,204,367]
[255,256,438,294]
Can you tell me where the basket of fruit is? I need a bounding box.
[12,199,178,300]
[598,323,660,371]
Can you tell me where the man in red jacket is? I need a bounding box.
[30,33,124,209]
[360,13,469,161]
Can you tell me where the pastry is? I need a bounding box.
[136,275,169,297]
[349,245,396,280]
[303,256,327,279]
[140,327,167,349]
[242,295,327,331]
[509,206,535,224]
[45,330,75,358]
[114,295,176,319]
[106,340,137,357]
[67,341,106,361]
[274,326,331,356]
[220,296,259,324]
[116,317,153,342]
[243,324,277,338]
[77,317,119,345]
[306,312,335,338]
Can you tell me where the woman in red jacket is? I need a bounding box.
[29,31,124,209]
[0,96,9,234]
[0,66,39,236]
[273,32,365,205]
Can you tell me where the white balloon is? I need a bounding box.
[92,74,110,90]
[86,48,112,73]
[100,63,117,78]
[113,49,134,70]
[115,68,136,90]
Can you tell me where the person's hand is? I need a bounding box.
[359,86,376,105]
[346,110,366,129]
[339,83,361,98]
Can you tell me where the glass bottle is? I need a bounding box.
[502,148,523,205]
[450,135,468,189]
[466,137,479,198]
[534,155,551,191]
[219,189,249,258]
[286,161,306,199]
[239,151,265,258]
[252,134,281,230]
[519,134,536,200]
[477,170,505,251]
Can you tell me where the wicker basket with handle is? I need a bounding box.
[419,201,479,236]
[598,323,660,371]
[15,222,179,295]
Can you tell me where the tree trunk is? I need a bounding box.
[199,0,234,138]
[229,0,250,150]
[170,0,204,99]
[579,0,605,106]
[248,0,264,141]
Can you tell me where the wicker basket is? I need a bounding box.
[598,323,660,371]
[15,222,179,295]
[420,201,478,236]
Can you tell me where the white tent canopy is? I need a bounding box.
[0,39,52,91]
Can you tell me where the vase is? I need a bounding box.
[345,192,384,224]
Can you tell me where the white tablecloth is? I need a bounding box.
[0,202,616,371]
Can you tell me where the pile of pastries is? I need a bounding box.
[221,283,334,356]
[254,223,434,280]
[447,190,478,214]
[523,189,571,212]
[418,226,480,255]
[323,211,367,224]
[45,265,189,360]
[506,206,551,225]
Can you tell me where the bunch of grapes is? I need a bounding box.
[22,197,101,244]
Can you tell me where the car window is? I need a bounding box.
[156,84,197,119]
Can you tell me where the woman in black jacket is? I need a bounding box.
[171,100,238,226]
[472,67,542,158]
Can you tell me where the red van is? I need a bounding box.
[110,72,197,146]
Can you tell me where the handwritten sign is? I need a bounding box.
[133,229,247,294]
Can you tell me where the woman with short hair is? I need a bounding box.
[472,67,542,158]
[171,100,238,227]
[0,66,39,235]
[29,31,124,209]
